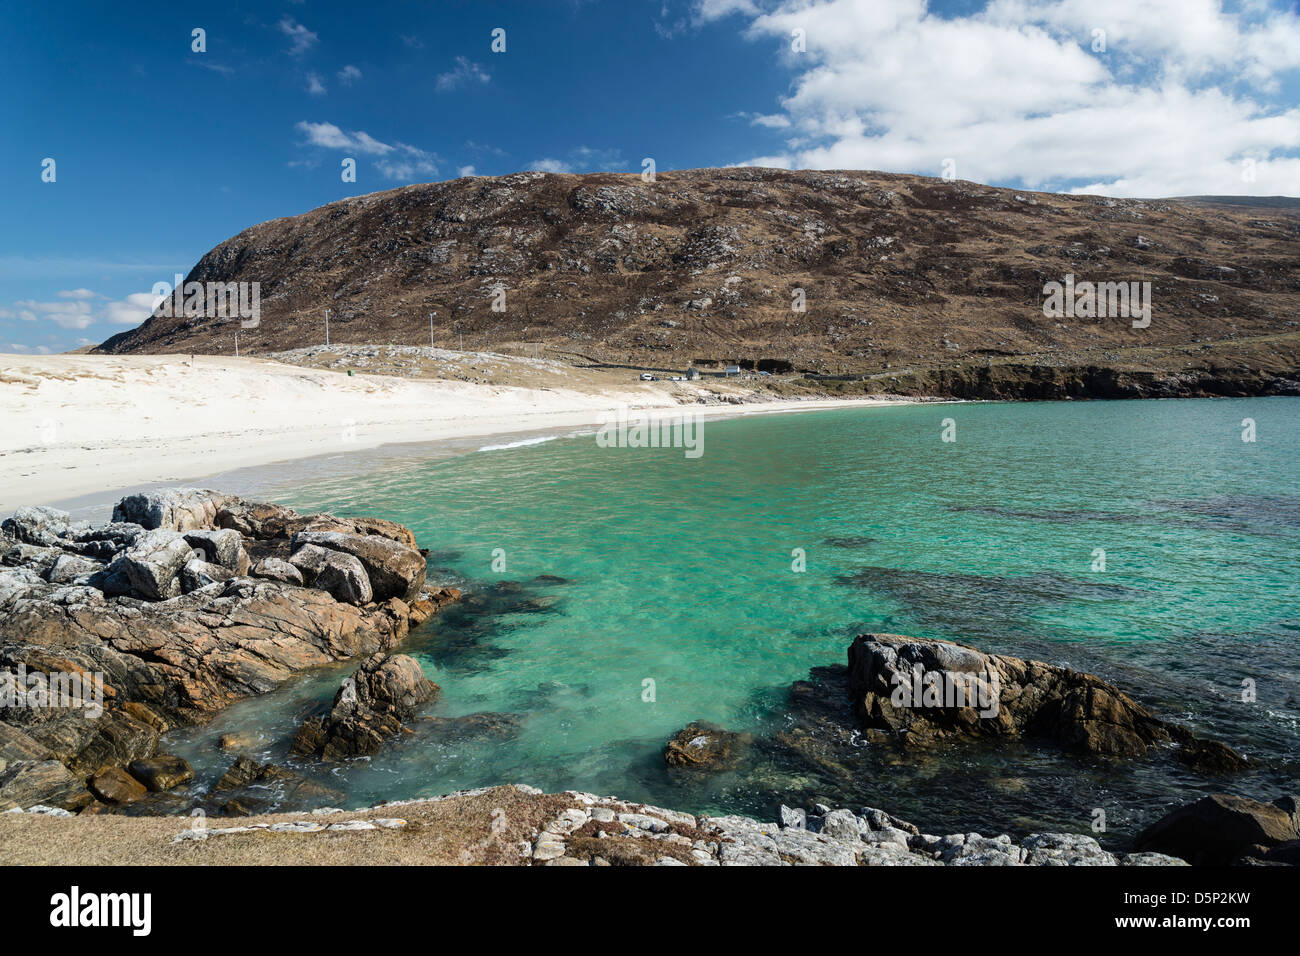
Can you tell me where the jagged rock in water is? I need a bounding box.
[846,632,1245,763]
[1133,794,1300,865]
[127,754,194,792]
[291,653,439,761]
[207,755,344,816]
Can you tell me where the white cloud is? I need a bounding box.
[296,121,390,155]
[102,293,161,328]
[529,158,574,174]
[0,290,161,330]
[295,121,438,181]
[338,64,362,85]
[306,72,326,96]
[374,157,438,181]
[458,165,477,177]
[436,56,491,92]
[711,0,1300,197]
[278,17,318,56]
[527,147,626,175]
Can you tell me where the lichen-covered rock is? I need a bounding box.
[0,490,456,806]
[250,556,304,586]
[45,553,103,585]
[291,531,425,602]
[101,529,193,601]
[1,506,73,547]
[0,568,48,610]
[289,544,372,605]
[180,558,235,592]
[182,529,250,574]
[112,488,227,532]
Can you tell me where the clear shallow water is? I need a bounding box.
[165,398,1300,843]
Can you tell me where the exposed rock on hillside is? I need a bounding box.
[93,168,1300,399]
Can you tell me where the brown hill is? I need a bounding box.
[95,167,1300,398]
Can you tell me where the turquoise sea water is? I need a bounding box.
[166,398,1300,842]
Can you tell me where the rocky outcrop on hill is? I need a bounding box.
[0,488,458,812]
[93,168,1300,400]
[291,653,439,761]
[846,633,1246,768]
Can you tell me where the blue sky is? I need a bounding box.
[2,0,1298,354]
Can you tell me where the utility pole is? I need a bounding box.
[234,332,239,357]
[325,308,331,347]
[430,312,436,349]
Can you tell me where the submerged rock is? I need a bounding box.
[207,756,345,816]
[422,711,523,740]
[663,721,747,770]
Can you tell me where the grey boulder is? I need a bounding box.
[290,530,425,602]
[102,529,193,601]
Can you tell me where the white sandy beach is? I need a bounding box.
[0,353,914,511]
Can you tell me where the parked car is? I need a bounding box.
[639,373,653,380]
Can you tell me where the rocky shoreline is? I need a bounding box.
[0,488,458,814]
[5,783,1297,866]
[1,487,1295,866]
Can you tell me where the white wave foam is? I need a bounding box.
[477,435,560,452]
